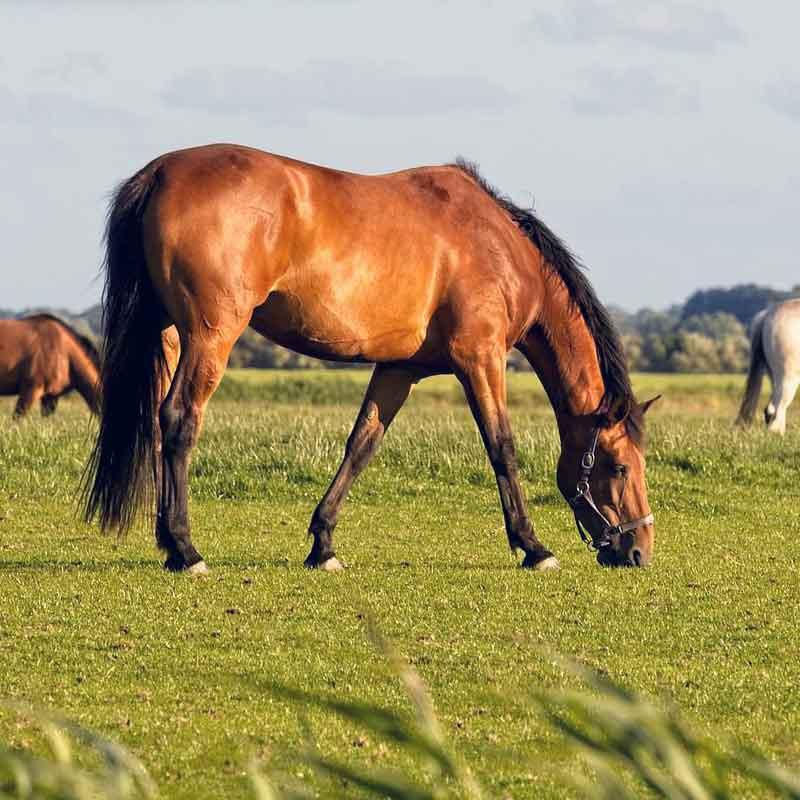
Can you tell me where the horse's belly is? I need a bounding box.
[249,289,428,363]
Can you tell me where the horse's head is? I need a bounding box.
[557,396,660,567]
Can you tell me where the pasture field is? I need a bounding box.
[0,369,798,798]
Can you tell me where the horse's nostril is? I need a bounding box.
[630,548,644,567]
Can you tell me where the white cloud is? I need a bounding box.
[33,52,109,86]
[765,80,800,121]
[570,67,700,115]
[533,1,744,52]
[161,61,516,120]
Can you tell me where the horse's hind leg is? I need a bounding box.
[765,372,799,434]
[156,332,233,574]
[455,350,558,570]
[305,365,416,571]
[13,383,44,419]
[152,327,180,555]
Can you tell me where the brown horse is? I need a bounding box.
[84,144,658,574]
[0,314,100,417]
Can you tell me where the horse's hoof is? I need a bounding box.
[521,553,560,571]
[532,555,560,571]
[317,556,345,573]
[186,560,209,577]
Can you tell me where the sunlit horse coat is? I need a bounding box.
[83,145,657,573]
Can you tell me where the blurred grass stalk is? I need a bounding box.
[0,702,156,799]
[3,637,800,800]
[253,630,800,799]
[533,658,800,799]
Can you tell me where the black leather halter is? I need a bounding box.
[567,426,654,551]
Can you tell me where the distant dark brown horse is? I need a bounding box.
[0,314,100,417]
[84,144,658,574]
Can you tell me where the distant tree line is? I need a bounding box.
[5,283,798,373]
[609,283,799,373]
[611,308,750,373]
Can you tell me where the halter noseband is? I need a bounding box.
[567,426,654,551]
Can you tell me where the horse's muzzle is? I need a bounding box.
[596,538,650,568]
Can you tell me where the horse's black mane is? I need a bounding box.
[25,313,101,369]
[453,158,641,440]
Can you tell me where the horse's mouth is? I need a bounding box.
[596,547,630,568]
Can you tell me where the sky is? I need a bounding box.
[1,0,798,312]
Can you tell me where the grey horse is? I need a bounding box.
[736,298,800,434]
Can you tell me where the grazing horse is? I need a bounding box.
[84,144,658,574]
[736,298,800,434]
[0,314,100,417]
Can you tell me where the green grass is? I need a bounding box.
[0,370,798,798]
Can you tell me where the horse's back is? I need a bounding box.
[141,145,533,364]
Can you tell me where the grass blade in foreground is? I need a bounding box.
[260,636,800,800]
[533,657,800,799]
[3,643,799,799]
[255,620,483,799]
[0,703,156,800]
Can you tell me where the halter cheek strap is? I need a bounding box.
[567,427,654,551]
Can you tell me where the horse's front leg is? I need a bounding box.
[41,395,59,416]
[455,350,559,570]
[13,383,43,419]
[305,365,416,571]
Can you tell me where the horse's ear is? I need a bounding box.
[637,395,662,416]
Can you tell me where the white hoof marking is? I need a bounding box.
[187,560,209,577]
[319,557,345,573]
[532,555,560,571]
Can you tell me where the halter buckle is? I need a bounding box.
[595,535,614,549]
[581,452,595,470]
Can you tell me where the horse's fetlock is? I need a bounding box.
[310,507,336,536]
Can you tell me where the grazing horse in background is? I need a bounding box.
[736,298,800,434]
[84,144,658,575]
[0,314,100,418]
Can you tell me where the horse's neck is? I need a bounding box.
[526,283,606,424]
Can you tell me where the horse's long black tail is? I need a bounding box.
[735,310,769,427]
[83,164,166,533]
